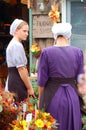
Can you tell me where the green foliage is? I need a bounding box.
[31,80,38,96]
[29,97,38,107]
[30,64,36,73]
[82,116,86,122]
[82,116,86,130]
[33,86,38,96]
[83,124,86,130]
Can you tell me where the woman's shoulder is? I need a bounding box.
[69,45,83,52]
[70,45,81,50]
[7,39,23,52]
[70,46,83,58]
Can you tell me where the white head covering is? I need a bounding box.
[52,23,72,39]
[10,19,24,36]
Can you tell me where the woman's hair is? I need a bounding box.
[17,21,28,29]
[57,35,63,38]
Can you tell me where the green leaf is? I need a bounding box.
[0,105,3,112]
[82,116,86,121]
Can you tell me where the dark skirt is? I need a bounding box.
[8,67,28,102]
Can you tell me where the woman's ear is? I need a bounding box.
[15,28,19,33]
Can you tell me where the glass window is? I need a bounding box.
[71,1,86,51]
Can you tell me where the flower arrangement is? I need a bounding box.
[11,110,58,130]
[10,97,58,130]
[48,3,60,24]
[30,42,41,58]
[28,110,58,130]
[0,90,58,130]
[0,90,21,130]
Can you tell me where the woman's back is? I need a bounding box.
[38,45,84,86]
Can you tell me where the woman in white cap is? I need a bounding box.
[6,19,35,102]
[37,23,84,130]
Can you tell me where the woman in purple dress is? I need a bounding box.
[37,23,84,130]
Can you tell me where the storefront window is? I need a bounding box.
[71,1,86,51]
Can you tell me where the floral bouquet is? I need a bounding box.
[11,97,58,130]
[30,42,41,58]
[0,90,21,130]
[28,110,58,130]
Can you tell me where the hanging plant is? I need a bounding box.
[30,42,41,58]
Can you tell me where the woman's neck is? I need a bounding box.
[13,36,21,42]
[55,37,69,47]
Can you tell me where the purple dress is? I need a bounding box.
[38,46,84,130]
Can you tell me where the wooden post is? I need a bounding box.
[27,1,33,75]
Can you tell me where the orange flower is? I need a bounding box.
[49,4,60,23]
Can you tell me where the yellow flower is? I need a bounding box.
[46,121,52,128]
[30,48,34,52]
[44,112,50,117]
[13,126,20,130]
[30,42,41,53]
[42,112,49,120]
[35,119,44,128]
[20,120,26,126]
[19,120,27,130]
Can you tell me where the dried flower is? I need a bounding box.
[48,4,60,23]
